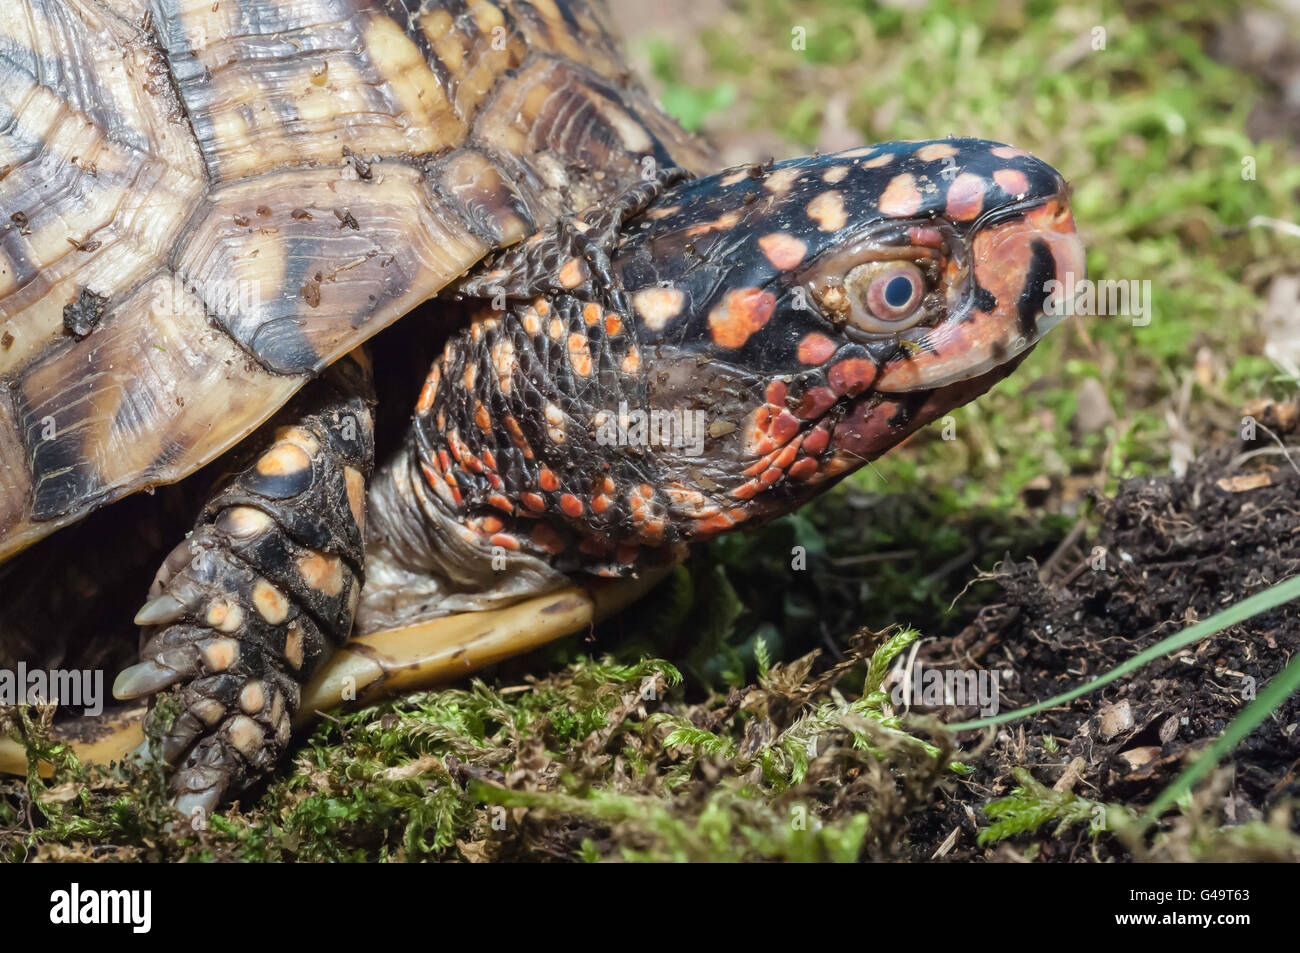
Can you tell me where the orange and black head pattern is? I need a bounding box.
[609,138,1084,521]
[413,138,1084,575]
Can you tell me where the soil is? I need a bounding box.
[903,404,1300,861]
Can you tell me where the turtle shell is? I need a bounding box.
[0,0,711,561]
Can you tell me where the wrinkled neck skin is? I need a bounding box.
[356,313,1015,635]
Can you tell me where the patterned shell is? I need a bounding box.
[0,0,711,561]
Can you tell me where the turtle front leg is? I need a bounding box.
[113,358,374,819]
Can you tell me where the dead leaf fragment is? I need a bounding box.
[1098,700,1134,741]
[1118,746,1162,770]
[1216,472,1274,493]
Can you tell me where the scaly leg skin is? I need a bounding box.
[113,355,374,820]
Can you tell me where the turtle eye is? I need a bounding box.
[844,261,926,332]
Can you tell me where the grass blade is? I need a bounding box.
[949,573,1300,732]
[1141,648,1300,828]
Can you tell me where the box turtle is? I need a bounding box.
[0,0,1085,818]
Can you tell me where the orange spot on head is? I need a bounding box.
[632,287,685,331]
[828,358,877,397]
[707,288,777,349]
[862,153,893,168]
[879,173,923,217]
[916,142,958,162]
[806,190,847,231]
[583,302,601,325]
[945,172,985,222]
[993,168,1030,197]
[758,232,808,270]
[762,167,801,195]
[560,494,584,517]
[797,333,837,365]
[990,145,1029,159]
[685,210,741,237]
[539,469,559,491]
[604,313,622,335]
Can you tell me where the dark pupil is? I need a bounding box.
[884,275,915,309]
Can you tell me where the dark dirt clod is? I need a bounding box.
[62,287,108,339]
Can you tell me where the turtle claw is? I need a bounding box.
[133,593,188,626]
[113,660,186,700]
[172,749,227,825]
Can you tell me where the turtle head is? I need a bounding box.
[612,138,1084,538]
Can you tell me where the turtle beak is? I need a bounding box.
[872,192,1085,393]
